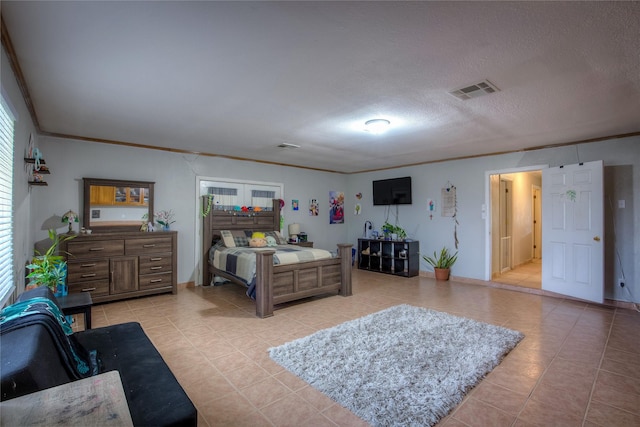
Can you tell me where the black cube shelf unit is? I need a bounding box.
[358,238,419,277]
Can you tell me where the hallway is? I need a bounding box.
[494,259,541,289]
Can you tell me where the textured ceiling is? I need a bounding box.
[2,1,639,173]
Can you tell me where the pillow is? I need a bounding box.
[232,230,252,247]
[265,236,277,247]
[220,230,236,247]
[249,237,267,248]
[219,230,252,247]
[264,231,288,245]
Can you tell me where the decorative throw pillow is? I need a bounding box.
[249,237,267,248]
[265,236,278,247]
[232,230,252,247]
[220,230,236,247]
[264,231,287,245]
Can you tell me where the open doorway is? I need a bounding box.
[489,169,542,289]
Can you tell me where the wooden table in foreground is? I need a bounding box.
[0,371,133,426]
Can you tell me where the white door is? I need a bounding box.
[541,161,603,303]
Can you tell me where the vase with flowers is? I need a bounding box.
[155,210,176,231]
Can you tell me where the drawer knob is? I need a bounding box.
[81,287,96,292]
[89,247,104,251]
[150,266,163,270]
[150,279,163,283]
[150,257,162,261]
[143,244,156,248]
[81,273,97,278]
[81,263,97,268]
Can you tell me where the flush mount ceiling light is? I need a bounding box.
[364,119,391,134]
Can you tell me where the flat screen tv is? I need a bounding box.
[373,176,412,205]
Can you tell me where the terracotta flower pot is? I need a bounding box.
[434,268,451,281]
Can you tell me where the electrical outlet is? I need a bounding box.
[618,278,625,288]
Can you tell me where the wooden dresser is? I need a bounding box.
[61,231,177,303]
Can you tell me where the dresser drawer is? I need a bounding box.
[139,253,172,275]
[67,259,109,282]
[139,272,172,291]
[67,240,124,258]
[125,237,173,255]
[68,279,110,298]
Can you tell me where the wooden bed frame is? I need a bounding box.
[202,198,352,318]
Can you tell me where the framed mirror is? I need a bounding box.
[83,178,154,232]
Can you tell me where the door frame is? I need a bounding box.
[484,165,547,281]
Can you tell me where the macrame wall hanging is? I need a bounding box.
[441,182,459,249]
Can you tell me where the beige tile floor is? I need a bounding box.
[493,259,542,290]
[78,268,639,427]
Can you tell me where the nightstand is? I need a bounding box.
[290,241,313,248]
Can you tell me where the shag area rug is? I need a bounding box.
[269,304,523,427]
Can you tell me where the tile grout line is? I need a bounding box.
[581,307,617,427]
[510,301,584,426]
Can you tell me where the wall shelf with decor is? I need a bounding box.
[358,238,419,277]
[24,158,50,186]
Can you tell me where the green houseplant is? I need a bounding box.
[382,222,407,240]
[26,229,75,294]
[422,247,458,280]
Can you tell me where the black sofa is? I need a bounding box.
[1,287,196,426]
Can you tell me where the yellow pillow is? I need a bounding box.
[252,231,265,239]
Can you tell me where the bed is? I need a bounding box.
[202,198,352,318]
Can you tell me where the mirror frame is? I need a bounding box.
[83,177,155,233]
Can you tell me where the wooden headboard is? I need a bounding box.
[201,197,281,285]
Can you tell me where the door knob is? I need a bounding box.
[593,236,601,242]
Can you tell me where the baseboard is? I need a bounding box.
[419,271,639,311]
[178,281,195,290]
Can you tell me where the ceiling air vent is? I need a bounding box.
[449,80,500,101]
[277,143,300,149]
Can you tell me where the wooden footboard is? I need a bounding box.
[255,243,352,318]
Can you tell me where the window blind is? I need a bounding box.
[251,189,276,210]
[0,95,15,307]
[207,186,238,210]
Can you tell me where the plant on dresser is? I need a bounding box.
[60,231,177,303]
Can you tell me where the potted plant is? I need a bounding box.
[381,222,407,240]
[422,247,458,280]
[26,229,75,296]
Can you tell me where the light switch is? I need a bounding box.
[618,200,625,209]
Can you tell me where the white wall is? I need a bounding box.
[32,137,349,284]
[347,137,640,303]
[29,135,640,304]
[5,45,638,304]
[16,130,640,305]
